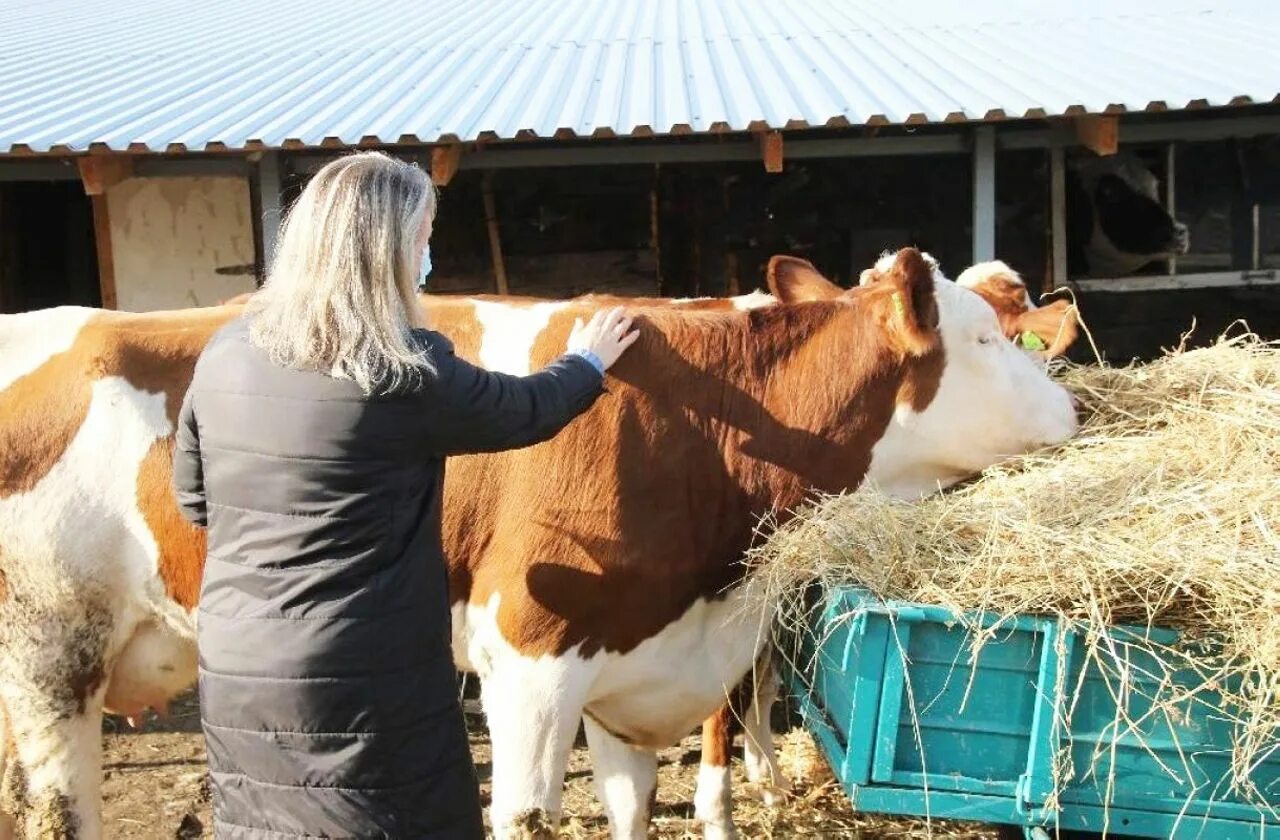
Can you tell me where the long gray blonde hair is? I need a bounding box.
[249,151,436,394]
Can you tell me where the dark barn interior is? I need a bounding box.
[403,136,1280,363]
[0,180,100,312]
[422,153,975,302]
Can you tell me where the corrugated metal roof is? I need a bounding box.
[0,0,1277,154]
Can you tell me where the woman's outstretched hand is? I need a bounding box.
[568,306,640,371]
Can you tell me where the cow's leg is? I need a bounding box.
[583,715,658,840]
[694,705,738,840]
[482,657,594,839]
[0,600,114,840]
[740,655,789,806]
[0,682,107,840]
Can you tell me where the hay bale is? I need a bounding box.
[750,332,1280,806]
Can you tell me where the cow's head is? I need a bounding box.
[769,249,1078,497]
[1073,152,1189,276]
[955,260,1079,360]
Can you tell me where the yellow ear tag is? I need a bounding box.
[891,292,905,319]
[1019,331,1047,351]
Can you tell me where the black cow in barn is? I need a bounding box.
[1067,151,1190,278]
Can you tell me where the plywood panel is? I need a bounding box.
[108,176,255,311]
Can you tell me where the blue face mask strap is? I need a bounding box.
[418,244,432,291]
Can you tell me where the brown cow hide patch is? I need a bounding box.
[0,348,91,499]
[0,310,232,501]
[445,288,945,660]
[137,437,206,611]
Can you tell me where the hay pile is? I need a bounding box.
[750,332,1280,807]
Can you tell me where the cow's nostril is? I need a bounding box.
[1068,392,1082,413]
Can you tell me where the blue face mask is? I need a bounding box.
[418,244,432,290]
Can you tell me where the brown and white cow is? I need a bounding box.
[217,265,1077,838]
[0,248,1078,839]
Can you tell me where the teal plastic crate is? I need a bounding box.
[785,588,1280,839]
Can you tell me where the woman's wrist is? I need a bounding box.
[568,348,605,376]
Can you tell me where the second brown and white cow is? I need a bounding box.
[0,248,1078,839]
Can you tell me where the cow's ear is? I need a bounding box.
[1014,299,1079,359]
[767,256,842,303]
[878,248,939,357]
[964,273,1030,339]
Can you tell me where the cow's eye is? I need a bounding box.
[977,334,995,346]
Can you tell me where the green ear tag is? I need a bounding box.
[891,292,905,318]
[1019,331,1047,351]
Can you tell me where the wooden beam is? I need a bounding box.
[0,160,80,181]
[1002,114,1280,150]
[77,156,133,195]
[1072,269,1279,294]
[294,134,968,174]
[90,194,117,309]
[431,144,463,186]
[481,174,509,295]
[759,131,784,173]
[1074,115,1119,156]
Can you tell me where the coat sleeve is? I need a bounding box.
[172,385,208,527]
[420,332,605,456]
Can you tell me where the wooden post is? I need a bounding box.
[692,191,703,297]
[1166,143,1178,276]
[77,156,133,310]
[89,195,116,309]
[1074,115,1119,156]
[759,131,784,174]
[431,144,463,186]
[1252,203,1261,270]
[650,164,663,296]
[972,125,996,263]
[0,186,11,313]
[1050,146,1068,290]
[722,176,739,294]
[481,173,509,295]
[726,252,740,296]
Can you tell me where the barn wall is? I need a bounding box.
[108,176,255,311]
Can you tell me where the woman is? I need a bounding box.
[173,152,637,838]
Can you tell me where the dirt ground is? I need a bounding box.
[99,692,1001,839]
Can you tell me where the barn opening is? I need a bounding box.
[1067,134,1280,362]
[346,149,977,302]
[0,180,99,312]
